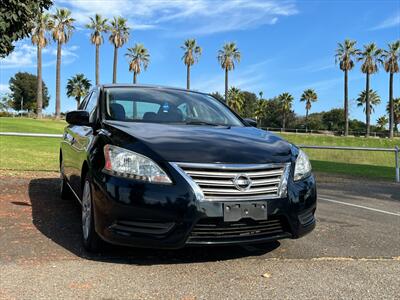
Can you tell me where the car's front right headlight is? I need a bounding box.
[103,145,172,184]
[294,149,312,181]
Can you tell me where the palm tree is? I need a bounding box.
[376,116,388,131]
[86,14,109,86]
[254,100,268,126]
[388,98,400,132]
[278,92,294,130]
[381,41,400,138]
[218,42,241,102]
[357,89,381,113]
[125,43,150,84]
[357,43,382,137]
[300,88,318,129]
[31,12,51,119]
[227,87,244,114]
[50,8,75,119]
[181,39,202,90]
[66,74,91,108]
[335,39,359,136]
[109,16,129,83]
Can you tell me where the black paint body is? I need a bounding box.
[60,85,317,249]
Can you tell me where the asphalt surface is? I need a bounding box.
[0,171,399,299]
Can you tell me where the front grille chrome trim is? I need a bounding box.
[170,162,291,202]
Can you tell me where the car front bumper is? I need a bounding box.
[91,169,317,249]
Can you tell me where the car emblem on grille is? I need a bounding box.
[232,174,253,191]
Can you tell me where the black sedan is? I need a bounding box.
[60,84,316,252]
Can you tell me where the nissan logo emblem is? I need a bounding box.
[232,174,253,191]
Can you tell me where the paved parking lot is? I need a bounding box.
[0,172,399,299]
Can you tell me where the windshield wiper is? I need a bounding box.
[184,120,222,126]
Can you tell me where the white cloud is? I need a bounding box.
[0,41,79,69]
[192,59,273,93]
[55,0,298,35]
[370,11,400,30]
[0,84,10,94]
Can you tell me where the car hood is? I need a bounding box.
[105,121,294,164]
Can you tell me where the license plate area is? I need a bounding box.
[223,202,268,222]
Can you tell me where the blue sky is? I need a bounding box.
[0,0,399,124]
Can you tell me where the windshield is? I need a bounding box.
[104,87,244,127]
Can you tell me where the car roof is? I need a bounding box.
[98,84,208,96]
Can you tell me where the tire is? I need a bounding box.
[81,175,103,252]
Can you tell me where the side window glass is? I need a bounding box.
[79,92,91,110]
[85,91,98,122]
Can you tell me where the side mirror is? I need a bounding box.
[243,118,257,127]
[66,110,90,126]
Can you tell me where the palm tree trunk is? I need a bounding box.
[36,45,43,119]
[283,112,286,130]
[113,46,118,84]
[305,109,309,130]
[133,72,137,84]
[186,64,190,90]
[55,42,61,119]
[365,73,370,137]
[224,68,228,103]
[95,44,99,85]
[344,70,349,136]
[389,72,394,138]
[76,97,80,109]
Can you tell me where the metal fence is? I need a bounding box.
[262,127,400,138]
[1,132,399,182]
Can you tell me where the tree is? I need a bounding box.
[357,43,382,137]
[335,39,359,136]
[109,16,129,84]
[388,98,400,132]
[66,74,91,108]
[300,88,318,129]
[278,92,294,130]
[8,72,50,112]
[86,14,109,85]
[210,91,224,102]
[381,41,400,138]
[125,43,150,84]
[254,100,268,126]
[31,12,51,119]
[322,108,345,131]
[0,0,52,57]
[227,87,244,114]
[241,91,258,118]
[357,89,381,113]
[0,94,13,112]
[376,116,388,131]
[181,39,201,90]
[50,8,75,119]
[218,42,241,102]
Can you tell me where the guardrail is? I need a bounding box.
[1,132,399,182]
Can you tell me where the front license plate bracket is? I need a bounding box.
[223,202,268,222]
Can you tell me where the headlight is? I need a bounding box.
[103,145,172,184]
[294,149,312,181]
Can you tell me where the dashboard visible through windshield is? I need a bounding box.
[104,87,244,127]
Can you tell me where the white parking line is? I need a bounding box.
[319,197,400,217]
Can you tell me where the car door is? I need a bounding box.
[68,89,98,196]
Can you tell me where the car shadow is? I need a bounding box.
[29,177,280,265]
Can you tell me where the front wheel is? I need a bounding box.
[81,175,103,252]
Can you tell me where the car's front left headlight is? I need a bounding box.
[103,145,172,184]
[294,149,312,181]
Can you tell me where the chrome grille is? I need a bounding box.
[173,163,290,201]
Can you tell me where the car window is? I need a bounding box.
[85,91,98,122]
[105,88,243,126]
[78,92,91,110]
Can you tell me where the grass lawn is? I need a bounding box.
[0,117,66,134]
[0,118,399,180]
